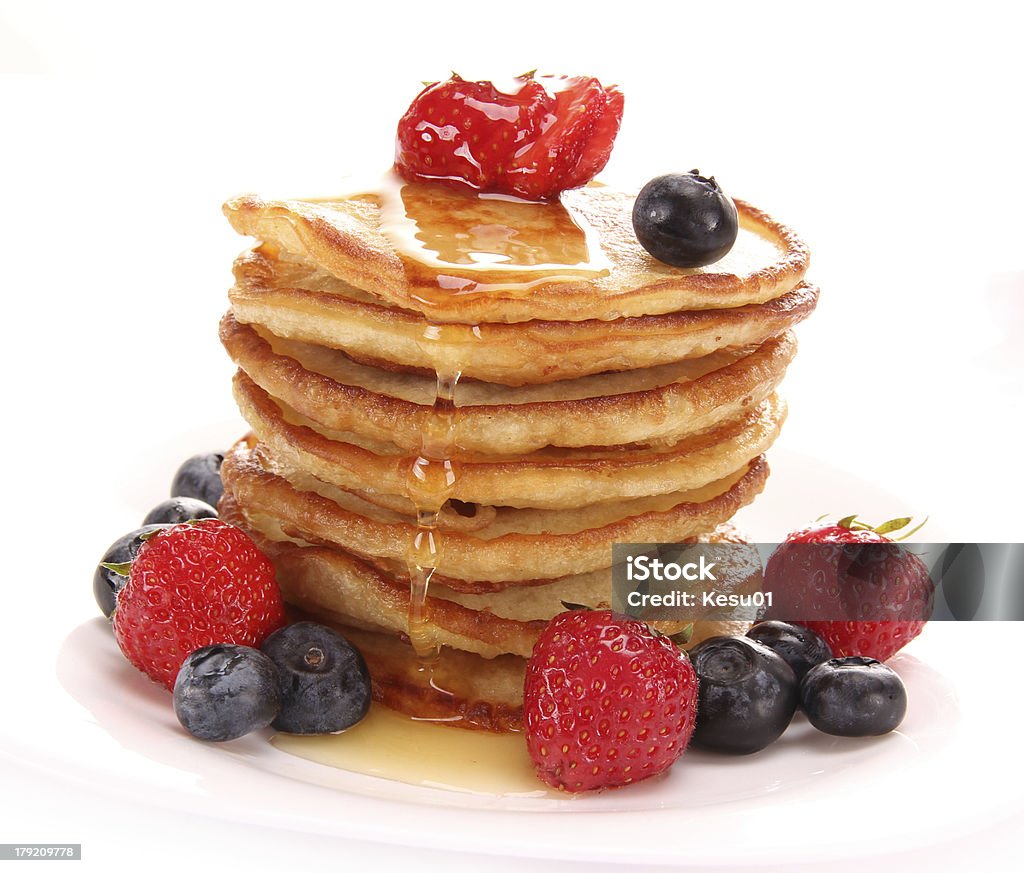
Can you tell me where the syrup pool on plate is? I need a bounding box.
[270,703,550,796]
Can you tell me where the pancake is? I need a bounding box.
[225,495,764,661]
[221,437,769,585]
[233,372,786,510]
[229,246,818,385]
[223,179,809,323]
[221,313,797,455]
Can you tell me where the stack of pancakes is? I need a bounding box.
[217,179,814,730]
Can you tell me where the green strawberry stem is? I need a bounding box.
[835,514,928,541]
[100,561,132,577]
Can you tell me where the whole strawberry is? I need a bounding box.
[764,516,934,662]
[394,72,624,201]
[523,609,697,793]
[112,520,286,689]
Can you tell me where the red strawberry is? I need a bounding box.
[523,609,697,793]
[394,72,624,201]
[111,520,286,689]
[764,516,934,662]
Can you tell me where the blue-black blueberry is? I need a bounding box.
[747,620,833,683]
[173,645,281,742]
[690,635,798,754]
[631,171,739,268]
[261,622,372,734]
[170,452,225,510]
[142,496,218,526]
[800,656,907,737]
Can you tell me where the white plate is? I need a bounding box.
[4,448,1018,867]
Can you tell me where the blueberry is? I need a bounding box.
[747,621,833,683]
[93,524,172,618]
[690,636,798,754]
[261,622,372,734]
[173,645,280,742]
[143,496,219,526]
[800,657,907,737]
[632,171,739,267]
[170,452,225,509]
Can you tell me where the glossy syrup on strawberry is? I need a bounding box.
[394,73,624,202]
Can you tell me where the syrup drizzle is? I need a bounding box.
[405,359,461,663]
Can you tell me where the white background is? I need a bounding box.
[1,1,1021,870]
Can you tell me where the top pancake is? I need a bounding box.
[223,178,809,324]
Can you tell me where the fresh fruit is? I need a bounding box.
[631,171,739,267]
[747,620,833,683]
[800,657,907,737]
[142,496,218,526]
[689,636,798,755]
[523,609,698,792]
[261,622,372,734]
[93,524,171,618]
[394,72,624,201]
[111,520,286,689]
[173,645,280,742]
[764,516,934,662]
[170,452,225,509]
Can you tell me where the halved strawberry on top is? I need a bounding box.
[394,72,624,202]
